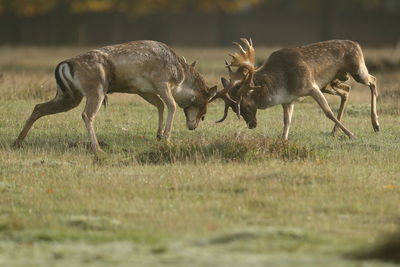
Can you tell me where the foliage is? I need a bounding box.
[0,0,262,16]
[0,0,57,16]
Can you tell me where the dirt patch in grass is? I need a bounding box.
[137,135,314,164]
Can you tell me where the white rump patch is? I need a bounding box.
[63,64,85,96]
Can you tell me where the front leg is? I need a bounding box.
[138,93,165,139]
[282,103,294,140]
[157,83,176,140]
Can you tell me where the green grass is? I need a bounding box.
[0,46,400,266]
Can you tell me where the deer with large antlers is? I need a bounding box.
[14,40,217,153]
[212,38,379,139]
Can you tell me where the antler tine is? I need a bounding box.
[209,87,237,103]
[240,38,255,64]
[240,38,250,48]
[232,41,246,55]
[224,60,233,73]
[215,101,230,123]
[228,38,256,72]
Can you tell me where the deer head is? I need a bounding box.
[211,38,260,127]
[184,85,217,130]
[180,62,218,130]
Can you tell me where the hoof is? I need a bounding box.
[13,141,22,149]
[373,124,380,132]
[94,149,107,161]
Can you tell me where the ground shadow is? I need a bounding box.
[348,230,400,264]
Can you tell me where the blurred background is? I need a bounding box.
[0,0,399,47]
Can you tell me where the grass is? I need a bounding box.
[0,45,400,266]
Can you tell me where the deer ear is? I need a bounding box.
[191,61,197,67]
[207,86,217,100]
[221,77,229,88]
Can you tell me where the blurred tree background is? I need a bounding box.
[0,0,399,46]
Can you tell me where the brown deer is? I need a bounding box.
[14,40,217,153]
[212,38,379,140]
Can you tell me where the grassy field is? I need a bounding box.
[0,45,400,266]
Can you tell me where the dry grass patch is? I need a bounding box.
[136,135,314,164]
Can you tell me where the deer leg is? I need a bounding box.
[14,92,82,147]
[282,103,294,140]
[81,93,105,153]
[352,71,380,132]
[138,93,165,140]
[310,88,356,139]
[331,83,350,135]
[321,87,339,96]
[156,83,176,140]
[368,75,380,132]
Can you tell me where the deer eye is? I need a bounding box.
[201,115,205,121]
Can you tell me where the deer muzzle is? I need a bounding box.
[247,120,257,129]
[186,120,198,130]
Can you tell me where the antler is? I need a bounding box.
[215,95,238,123]
[212,38,259,122]
[228,38,255,73]
[209,60,241,103]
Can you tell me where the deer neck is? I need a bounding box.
[172,61,206,107]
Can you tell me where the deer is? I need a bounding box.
[14,40,217,153]
[211,38,379,140]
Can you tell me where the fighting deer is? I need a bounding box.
[14,40,217,153]
[212,38,379,140]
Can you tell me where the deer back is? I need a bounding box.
[258,40,364,92]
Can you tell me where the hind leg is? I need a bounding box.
[81,92,105,153]
[368,75,380,132]
[321,79,351,136]
[331,82,351,135]
[352,69,380,132]
[14,92,82,147]
[310,87,356,139]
